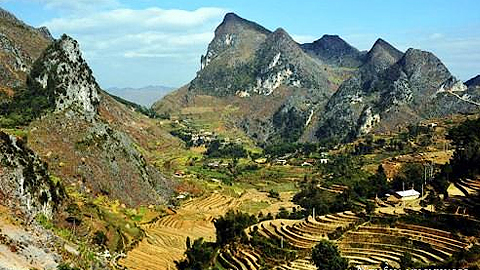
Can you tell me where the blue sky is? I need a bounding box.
[1,0,479,88]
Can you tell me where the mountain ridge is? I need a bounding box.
[154,12,480,145]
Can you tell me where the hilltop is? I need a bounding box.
[154,13,480,146]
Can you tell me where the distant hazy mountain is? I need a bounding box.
[107,85,174,107]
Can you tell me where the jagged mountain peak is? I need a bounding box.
[363,38,403,74]
[217,12,271,34]
[315,34,351,47]
[30,34,100,119]
[368,38,403,59]
[301,34,364,68]
[397,48,450,79]
[199,13,271,71]
[267,27,299,47]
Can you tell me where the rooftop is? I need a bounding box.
[395,189,420,197]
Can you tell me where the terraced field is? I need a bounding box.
[455,178,480,196]
[226,212,469,270]
[122,193,470,270]
[121,190,295,270]
[120,193,238,269]
[338,223,469,268]
[250,211,360,249]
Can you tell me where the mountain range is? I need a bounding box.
[154,12,480,145]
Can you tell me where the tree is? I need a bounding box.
[311,240,348,270]
[447,118,480,179]
[365,201,376,215]
[391,163,424,191]
[399,252,414,269]
[175,238,216,270]
[213,210,257,245]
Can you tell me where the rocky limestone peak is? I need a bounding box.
[263,28,302,54]
[301,34,364,67]
[363,38,403,73]
[218,12,271,35]
[465,75,480,88]
[309,34,356,52]
[31,34,100,119]
[200,12,271,70]
[398,48,450,80]
[252,27,330,95]
[0,131,64,219]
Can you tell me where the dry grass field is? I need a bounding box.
[120,189,295,270]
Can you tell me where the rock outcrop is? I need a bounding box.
[0,132,64,219]
[30,35,100,119]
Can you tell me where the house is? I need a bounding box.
[387,189,420,202]
[319,158,329,164]
[275,159,287,165]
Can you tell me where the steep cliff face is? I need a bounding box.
[192,12,271,96]
[0,132,64,219]
[29,35,100,119]
[21,36,175,206]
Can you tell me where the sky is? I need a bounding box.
[1,0,479,89]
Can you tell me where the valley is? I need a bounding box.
[0,4,480,270]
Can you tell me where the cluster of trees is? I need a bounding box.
[213,210,257,245]
[311,240,348,270]
[176,210,258,270]
[293,179,359,217]
[206,140,248,159]
[447,118,480,179]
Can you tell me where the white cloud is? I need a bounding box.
[41,7,228,88]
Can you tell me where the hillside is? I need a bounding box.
[154,13,480,146]
[317,46,480,143]
[154,13,350,144]
[0,8,51,97]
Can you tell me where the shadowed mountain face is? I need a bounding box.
[466,75,480,89]
[302,35,366,68]
[156,12,479,145]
